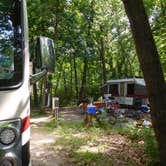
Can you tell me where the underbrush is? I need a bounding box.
[45,120,159,165]
[115,126,159,165]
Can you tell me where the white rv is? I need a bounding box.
[0,0,55,165]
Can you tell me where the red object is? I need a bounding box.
[93,102,106,108]
[127,94,147,98]
[21,116,30,132]
[82,103,88,109]
[80,101,106,110]
[113,103,119,110]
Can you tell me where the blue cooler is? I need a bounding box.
[86,105,96,115]
[141,105,150,113]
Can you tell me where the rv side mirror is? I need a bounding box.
[35,36,55,73]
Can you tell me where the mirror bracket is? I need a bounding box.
[30,69,47,84]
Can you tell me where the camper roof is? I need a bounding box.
[107,78,145,86]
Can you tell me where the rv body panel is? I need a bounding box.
[0,0,30,165]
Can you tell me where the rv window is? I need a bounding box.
[127,84,134,95]
[109,84,119,95]
[0,0,23,88]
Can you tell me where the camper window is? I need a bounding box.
[127,84,134,95]
[109,84,119,95]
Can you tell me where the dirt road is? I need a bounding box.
[30,109,83,166]
[30,116,60,166]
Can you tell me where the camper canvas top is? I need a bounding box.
[107,78,145,86]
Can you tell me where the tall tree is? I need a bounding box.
[122,0,166,165]
[79,57,88,101]
[98,25,107,84]
[73,54,79,100]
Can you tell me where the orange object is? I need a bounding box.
[93,101,106,108]
[79,102,88,110]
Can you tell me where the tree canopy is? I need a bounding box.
[27,0,166,105]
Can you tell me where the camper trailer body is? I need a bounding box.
[101,78,148,108]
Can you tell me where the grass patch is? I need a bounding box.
[45,119,113,136]
[114,126,159,164]
[46,119,159,165]
[55,136,87,150]
[53,134,112,166]
[31,110,47,117]
[72,151,108,166]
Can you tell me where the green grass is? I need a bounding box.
[31,110,47,117]
[72,151,108,166]
[53,133,112,166]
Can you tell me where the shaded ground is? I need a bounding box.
[30,108,149,166]
[30,116,61,166]
[58,108,84,121]
[30,108,84,166]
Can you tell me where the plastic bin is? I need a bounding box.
[86,105,96,115]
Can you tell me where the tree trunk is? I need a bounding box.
[53,72,61,96]
[46,75,52,108]
[73,55,79,100]
[122,0,166,165]
[99,26,107,84]
[32,61,38,106]
[41,75,47,110]
[70,55,73,96]
[63,69,67,93]
[79,58,88,102]
[54,62,63,95]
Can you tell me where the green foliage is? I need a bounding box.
[115,126,159,164]
[27,0,165,106]
[72,151,105,166]
[143,129,159,165]
[144,0,166,79]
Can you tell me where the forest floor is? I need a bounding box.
[30,108,84,166]
[30,108,153,166]
[30,115,60,166]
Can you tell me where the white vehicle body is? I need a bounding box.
[0,0,30,165]
[0,0,55,164]
[0,0,56,164]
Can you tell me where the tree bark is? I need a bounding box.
[32,61,38,106]
[70,55,73,96]
[41,75,47,110]
[73,55,79,100]
[122,0,166,165]
[54,62,63,95]
[63,69,67,93]
[79,58,88,102]
[53,72,61,95]
[99,26,107,84]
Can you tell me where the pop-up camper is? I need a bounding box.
[101,78,148,108]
